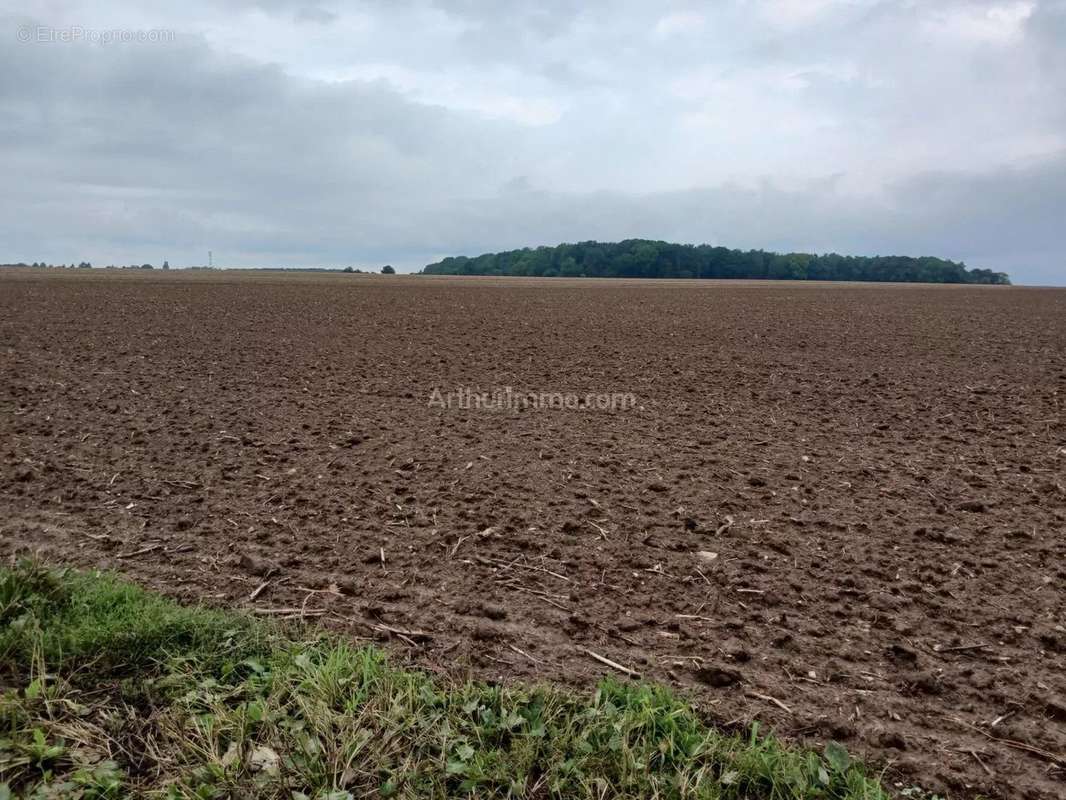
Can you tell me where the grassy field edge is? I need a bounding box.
[0,560,892,799]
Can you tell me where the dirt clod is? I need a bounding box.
[479,603,508,621]
[694,665,742,688]
[239,553,278,577]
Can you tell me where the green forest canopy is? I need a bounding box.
[422,240,1011,284]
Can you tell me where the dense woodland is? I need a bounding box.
[422,240,1011,284]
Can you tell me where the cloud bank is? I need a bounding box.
[1,0,1064,283]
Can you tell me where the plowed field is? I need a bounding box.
[2,269,1064,798]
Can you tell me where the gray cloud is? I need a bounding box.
[293,7,337,25]
[0,1,1063,283]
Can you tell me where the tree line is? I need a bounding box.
[1,261,170,270]
[422,240,1011,284]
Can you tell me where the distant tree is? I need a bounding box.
[559,256,583,277]
[141,263,154,270]
[343,266,354,273]
[381,265,396,274]
[162,260,170,270]
[422,240,1011,285]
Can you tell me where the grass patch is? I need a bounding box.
[0,560,889,799]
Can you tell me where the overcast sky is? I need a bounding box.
[2,1,1064,283]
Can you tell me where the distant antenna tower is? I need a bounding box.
[208,250,213,269]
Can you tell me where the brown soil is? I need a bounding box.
[2,269,1064,798]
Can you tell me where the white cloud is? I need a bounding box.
[757,0,852,27]
[653,11,706,37]
[921,1,1036,45]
